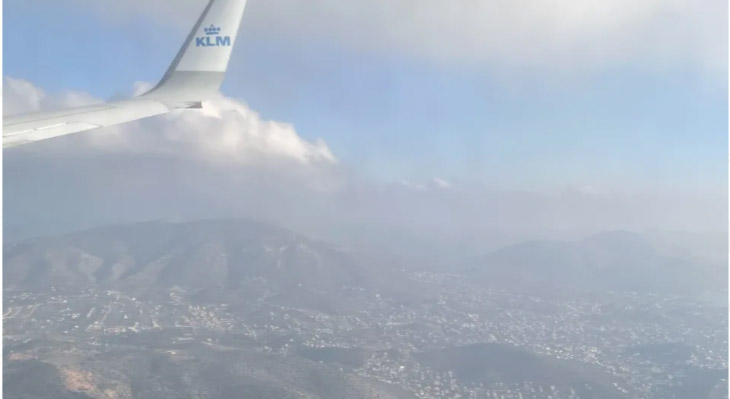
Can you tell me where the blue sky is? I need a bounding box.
[3,0,727,191]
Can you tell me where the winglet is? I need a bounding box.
[142,0,248,105]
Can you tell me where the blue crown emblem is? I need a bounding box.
[204,25,221,35]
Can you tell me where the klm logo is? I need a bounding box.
[196,25,231,47]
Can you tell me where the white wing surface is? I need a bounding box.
[3,0,248,148]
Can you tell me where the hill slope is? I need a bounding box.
[467,231,726,296]
[4,219,403,310]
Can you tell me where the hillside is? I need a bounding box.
[467,231,727,296]
[3,219,408,311]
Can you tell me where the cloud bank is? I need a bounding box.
[54,0,727,77]
[4,76,103,115]
[4,77,726,256]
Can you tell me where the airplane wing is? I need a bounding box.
[3,0,248,148]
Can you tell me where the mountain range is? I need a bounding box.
[4,219,420,311]
[6,221,725,302]
[466,230,727,297]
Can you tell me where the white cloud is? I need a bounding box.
[4,77,46,115]
[97,93,337,166]
[60,0,726,76]
[132,81,155,97]
[397,181,426,190]
[3,76,103,116]
[429,177,452,189]
[3,77,337,167]
[396,177,453,191]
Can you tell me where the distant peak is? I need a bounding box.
[580,230,654,252]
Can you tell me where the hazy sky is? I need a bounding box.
[2,0,728,243]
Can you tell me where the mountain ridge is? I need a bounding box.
[466,230,726,296]
[4,218,401,311]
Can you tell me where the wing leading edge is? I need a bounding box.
[3,0,248,148]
